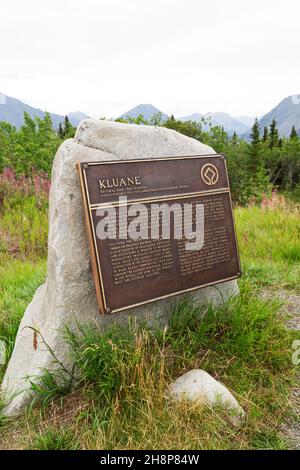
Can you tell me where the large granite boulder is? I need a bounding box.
[1,119,239,416]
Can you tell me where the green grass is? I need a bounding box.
[235,205,300,291]
[30,427,81,450]
[250,429,288,450]
[0,259,46,381]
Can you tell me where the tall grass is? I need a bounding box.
[47,278,295,450]
[2,278,295,449]
[30,427,81,450]
[0,260,46,381]
[235,196,300,290]
[0,168,49,259]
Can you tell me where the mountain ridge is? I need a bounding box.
[118,103,169,121]
[258,95,300,136]
[0,92,89,129]
[178,111,254,135]
[1,93,299,137]
[118,104,254,135]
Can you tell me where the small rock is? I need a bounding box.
[168,369,245,425]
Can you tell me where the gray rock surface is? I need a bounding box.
[168,369,245,421]
[1,119,239,416]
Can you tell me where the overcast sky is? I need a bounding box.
[1,0,299,118]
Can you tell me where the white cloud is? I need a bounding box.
[0,0,299,118]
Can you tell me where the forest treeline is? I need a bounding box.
[0,111,299,204]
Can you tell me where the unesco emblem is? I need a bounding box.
[201,163,219,186]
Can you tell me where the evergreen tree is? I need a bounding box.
[231,131,238,146]
[245,118,270,201]
[263,126,269,142]
[281,135,300,189]
[250,118,260,145]
[58,122,64,139]
[290,125,298,140]
[63,116,71,135]
[247,118,264,176]
[269,119,279,148]
[62,116,76,138]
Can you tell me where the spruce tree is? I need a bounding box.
[247,118,264,177]
[58,122,64,139]
[269,119,279,148]
[290,125,298,140]
[263,126,269,142]
[246,118,269,200]
[63,116,71,135]
[250,118,261,146]
[231,131,238,146]
[62,116,76,138]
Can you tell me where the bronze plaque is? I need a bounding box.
[77,155,241,314]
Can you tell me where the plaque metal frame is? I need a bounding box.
[77,155,241,315]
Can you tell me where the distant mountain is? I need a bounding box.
[236,115,255,128]
[67,111,89,123]
[0,92,88,129]
[178,111,253,135]
[258,95,300,136]
[118,104,168,121]
[3,92,299,138]
[118,105,254,135]
[179,112,203,122]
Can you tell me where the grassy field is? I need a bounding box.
[0,198,299,450]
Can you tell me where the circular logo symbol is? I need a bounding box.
[201,163,219,186]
